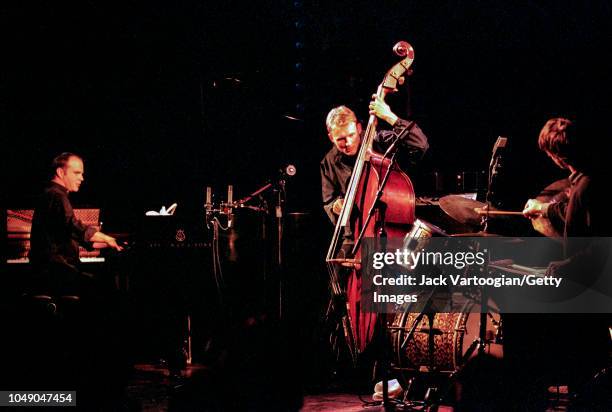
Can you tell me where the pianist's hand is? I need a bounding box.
[106,236,123,251]
[91,231,124,251]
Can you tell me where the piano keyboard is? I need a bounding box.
[6,257,106,264]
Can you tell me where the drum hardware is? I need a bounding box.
[394,219,450,379]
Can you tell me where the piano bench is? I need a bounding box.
[20,294,82,321]
[22,294,57,317]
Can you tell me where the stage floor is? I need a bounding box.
[124,363,575,411]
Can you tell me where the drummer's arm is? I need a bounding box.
[523,199,567,224]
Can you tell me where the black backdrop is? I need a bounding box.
[4,1,612,227]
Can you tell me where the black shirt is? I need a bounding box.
[29,182,97,268]
[320,118,429,225]
[546,171,610,279]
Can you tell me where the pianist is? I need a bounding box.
[28,152,122,295]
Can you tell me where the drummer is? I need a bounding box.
[522,118,609,274]
[320,98,429,236]
[520,117,610,395]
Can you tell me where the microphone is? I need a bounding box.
[489,136,508,176]
[205,186,212,211]
[227,184,233,205]
[490,137,507,167]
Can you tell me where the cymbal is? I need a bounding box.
[439,195,492,226]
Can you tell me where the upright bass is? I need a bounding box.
[326,41,417,361]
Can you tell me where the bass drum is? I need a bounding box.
[389,297,503,374]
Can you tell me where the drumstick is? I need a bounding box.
[327,258,360,264]
[327,258,361,268]
[474,208,524,216]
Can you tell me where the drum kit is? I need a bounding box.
[379,176,574,404]
[366,172,574,407]
[383,193,526,403]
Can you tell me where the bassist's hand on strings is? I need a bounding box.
[369,94,399,126]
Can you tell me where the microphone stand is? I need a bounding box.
[482,137,506,234]
[275,176,286,320]
[482,155,501,234]
[478,139,504,355]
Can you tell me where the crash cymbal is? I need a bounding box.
[439,195,492,226]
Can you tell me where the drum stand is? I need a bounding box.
[391,284,453,410]
[475,137,505,356]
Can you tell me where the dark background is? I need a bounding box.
[4,1,612,228]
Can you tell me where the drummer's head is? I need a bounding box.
[326,105,362,156]
[538,117,577,171]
